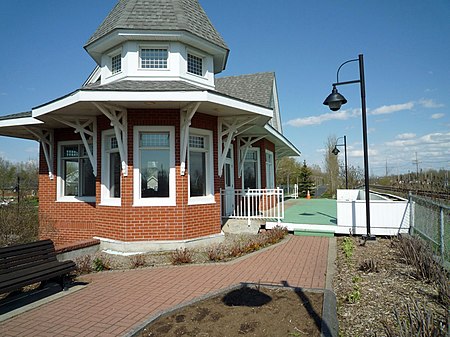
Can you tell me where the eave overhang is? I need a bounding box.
[0,116,44,140]
[0,88,272,140]
[32,89,272,121]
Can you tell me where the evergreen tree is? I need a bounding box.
[298,160,315,197]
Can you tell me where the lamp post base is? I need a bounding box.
[361,234,376,241]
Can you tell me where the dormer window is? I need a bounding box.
[111,53,121,74]
[187,53,203,76]
[140,48,168,69]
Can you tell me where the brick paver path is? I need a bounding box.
[1,236,329,337]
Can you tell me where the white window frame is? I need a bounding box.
[265,150,275,189]
[187,50,204,77]
[133,126,176,206]
[108,48,122,77]
[139,44,169,70]
[188,128,215,205]
[101,130,121,206]
[242,147,261,190]
[56,140,96,203]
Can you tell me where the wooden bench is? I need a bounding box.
[0,239,76,295]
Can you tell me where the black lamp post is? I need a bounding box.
[332,136,348,189]
[323,54,374,240]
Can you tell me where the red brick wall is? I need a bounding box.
[39,110,221,246]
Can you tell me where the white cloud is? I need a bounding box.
[286,109,356,127]
[419,99,444,108]
[431,113,445,119]
[369,102,414,115]
[396,133,416,140]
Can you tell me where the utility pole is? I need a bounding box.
[412,152,421,180]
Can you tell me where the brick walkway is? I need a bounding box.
[1,236,329,337]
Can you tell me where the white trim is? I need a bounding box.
[23,127,54,180]
[0,117,43,127]
[133,125,176,207]
[32,90,273,119]
[51,116,98,177]
[93,103,128,176]
[217,116,259,177]
[186,48,205,77]
[100,129,121,206]
[241,147,261,190]
[180,102,200,175]
[188,128,215,205]
[138,44,170,70]
[56,140,96,203]
[265,149,275,189]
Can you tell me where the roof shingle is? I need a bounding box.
[215,72,274,109]
[86,0,228,50]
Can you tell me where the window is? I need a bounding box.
[188,129,214,204]
[101,132,121,205]
[111,54,121,74]
[140,48,168,69]
[187,53,203,76]
[58,142,95,201]
[133,126,175,206]
[243,148,260,190]
[265,150,275,188]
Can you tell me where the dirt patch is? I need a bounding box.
[333,236,448,336]
[137,286,324,337]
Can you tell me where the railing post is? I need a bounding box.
[277,187,281,224]
[440,206,445,261]
[247,188,251,227]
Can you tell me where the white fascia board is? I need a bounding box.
[33,91,82,118]
[206,92,273,118]
[33,90,273,119]
[264,124,301,156]
[0,117,43,127]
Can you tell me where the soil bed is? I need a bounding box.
[333,236,448,336]
[137,286,323,337]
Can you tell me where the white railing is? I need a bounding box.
[220,188,284,226]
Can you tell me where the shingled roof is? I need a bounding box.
[215,72,275,109]
[85,0,228,50]
[82,80,204,92]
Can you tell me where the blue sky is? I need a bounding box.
[0,0,449,176]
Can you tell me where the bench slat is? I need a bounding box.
[0,260,74,283]
[0,257,61,276]
[0,240,77,295]
[0,240,54,256]
[0,262,76,294]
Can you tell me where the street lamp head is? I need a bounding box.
[332,146,340,155]
[323,85,347,111]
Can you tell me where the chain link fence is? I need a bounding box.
[409,194,450,267]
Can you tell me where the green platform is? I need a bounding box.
[281,198,337,237]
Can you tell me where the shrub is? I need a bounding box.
[74,255,92,274]
[207,245,226,262]
[394,235,449,307]
[170,248,193,265]
[130,254,146,269]
[0,201,39,247]
[359,258,379,273]
[93,254,111,272]
[383,301,448,337]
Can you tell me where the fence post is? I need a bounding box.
[409,191,415,235]
[440,206,445,261]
